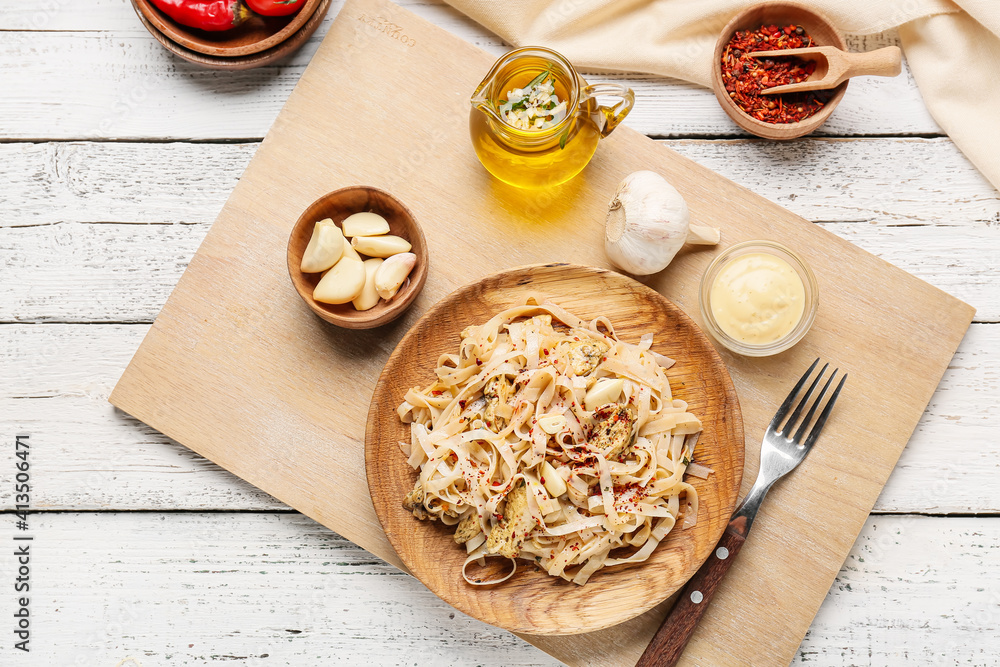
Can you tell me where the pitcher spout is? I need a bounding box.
[471,72,504,123]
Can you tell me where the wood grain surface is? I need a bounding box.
[4,139,996,322]
[2,512,997,666]
[98,0,976,665]
[2,1,999,664]
[0,13,939,141]
[365,264,744,635]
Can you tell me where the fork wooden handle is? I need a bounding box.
[635,525,747,667]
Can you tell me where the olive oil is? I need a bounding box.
[469,106,601,189]
[470,50,624,190]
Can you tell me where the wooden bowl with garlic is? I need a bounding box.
[287,186,428,329]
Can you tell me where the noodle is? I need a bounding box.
[397,297,705,585]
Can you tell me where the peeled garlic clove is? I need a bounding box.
[341,236,362,262]
[686,223,721,245]
[351,234,411,258]
[537,414,567,435]
[342,211,390,238]
[584,378,624,411]
[540,460,567,498]
[374,252,416,300]
[313,257,365,304]
[352,257,384,311]
[300,218,345,273]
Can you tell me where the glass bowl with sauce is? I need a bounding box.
[699,240,818,356]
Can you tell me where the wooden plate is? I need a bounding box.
[133,0,323,57]
[131,0,330,71]
[365,264,745,635]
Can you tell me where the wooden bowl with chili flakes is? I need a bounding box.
[712,2,849,140]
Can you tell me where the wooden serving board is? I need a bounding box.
[110,0,975,664]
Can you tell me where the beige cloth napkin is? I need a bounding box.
[442,0,1000,193]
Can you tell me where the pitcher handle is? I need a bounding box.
[582,83,635,137]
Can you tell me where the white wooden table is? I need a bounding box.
[2,1,998,664]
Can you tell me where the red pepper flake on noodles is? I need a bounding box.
[721,23,833,124]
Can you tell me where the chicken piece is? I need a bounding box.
[485,480,534,558]
[590,403,636,460]
[402,484,430,520]
[561,339,610,376]
[483,374,513,431]
[453,512,482,545]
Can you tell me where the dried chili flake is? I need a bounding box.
[721,23,833,124]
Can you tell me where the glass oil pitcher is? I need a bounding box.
[470,47,635,189]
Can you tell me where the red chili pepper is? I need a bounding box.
[246,0,305,16]
[150,0,250,31]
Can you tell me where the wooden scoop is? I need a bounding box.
[751,45,901,95]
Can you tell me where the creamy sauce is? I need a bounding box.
[710,252,805,345]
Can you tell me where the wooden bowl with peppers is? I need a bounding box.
[133,0,323,58]
[712,2,849,140]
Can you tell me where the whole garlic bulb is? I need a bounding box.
[605,171,720,275]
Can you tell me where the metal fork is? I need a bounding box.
[636,359,846,667]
